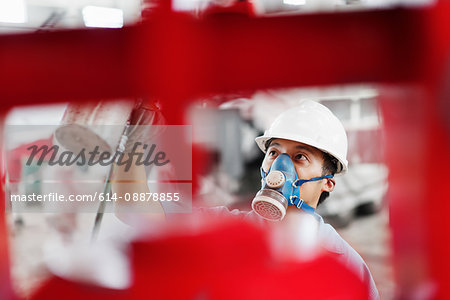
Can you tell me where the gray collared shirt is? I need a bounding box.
[196,206,380,300]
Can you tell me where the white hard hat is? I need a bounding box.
[255,100,348,174]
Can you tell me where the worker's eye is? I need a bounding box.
[268,150,278,157]
[294,153,307,161]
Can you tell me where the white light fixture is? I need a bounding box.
[283,0,307,5]
[0,0,27,23]
[173,0,202,11]
[82,6,124,28]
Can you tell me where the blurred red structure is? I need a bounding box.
[1,0,450,299]
[31,218,369,299]
[0,113,14,300]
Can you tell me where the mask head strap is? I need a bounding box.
[293,174,333,188]
[260,167,267,179]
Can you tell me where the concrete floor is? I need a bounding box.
[337,208,395,299]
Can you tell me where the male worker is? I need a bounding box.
[250,100,380,299]
[192,100,379,299]
[113,99,379,299]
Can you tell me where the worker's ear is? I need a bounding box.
[322,177,335,193]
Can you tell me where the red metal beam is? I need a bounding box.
[0,8,428,106]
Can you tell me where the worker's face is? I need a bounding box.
[261,138,335,209]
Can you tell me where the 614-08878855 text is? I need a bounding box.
[9,192,180,203]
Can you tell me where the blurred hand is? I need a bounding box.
[113,100,167,223]
[125,100,165,153]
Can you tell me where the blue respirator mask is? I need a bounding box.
[251,153,333,221]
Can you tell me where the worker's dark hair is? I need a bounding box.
[318,152,338,206]
[264,138,337,206]
[264,138,275,152]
